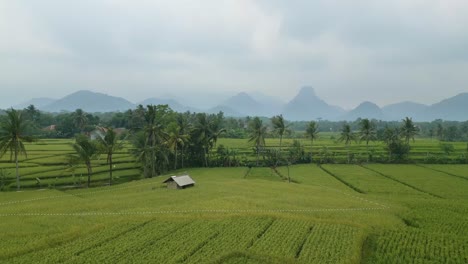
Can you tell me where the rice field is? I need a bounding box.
[0,163,467,263]
[0,139,467,263]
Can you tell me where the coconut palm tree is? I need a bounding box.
[143,105,167,177]
[73,109,88,133]
[248,117,267,166]
[338,123,356,164]
[165,124,189,170]
[0,109,34,190]
[401,117,419,145]
[305,121,319,161]
[358,119,377,162]
[131,131,152,178]
[72,135,99,188]
[194,113,214,167]
[271,115,290,152]
[96,128,124,185]
[176,113,192,168]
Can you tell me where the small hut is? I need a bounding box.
[163,175,195,189]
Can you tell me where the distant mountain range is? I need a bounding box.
[11,88,468,121]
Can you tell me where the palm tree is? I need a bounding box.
[176,113,192,168]
[338,123,356,164]
[382,126,400,161]
[96,128,124,185]
[72,135,99,188]
[165,124,189,170]
[271,115,290,152]
[194,113,213,167]
[143,105,167,177]
[0,109,34,190]
[305,121,319,161]
[73,109,88,133]
[131,131,152,178]
[248,117,267,166]
[358,119,377,162]
[401,117,419,145]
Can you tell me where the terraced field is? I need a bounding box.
[1,164,467,263]
[0,139,139,189]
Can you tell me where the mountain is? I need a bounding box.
[382,101,428,121]
[343,101,385,121]
[138,98,197,113]
[42,90,135,112]
[282,86,344,121]
[249,91,285,116]
[210,92,272,117]
[13,97,56,109]
[426,93,468,121]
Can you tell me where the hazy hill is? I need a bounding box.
[249,91,284,116]
[221,92,264,116]
[42,90,135,112]
[427,93,468,121]
[14,98,56,109]
[382,101,428,121]
[342,101,385,121]
[282,86,344,121]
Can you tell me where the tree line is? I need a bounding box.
[1,104,467,190]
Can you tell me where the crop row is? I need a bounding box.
[187,217,275,263]
[322,165,425,196]
[366,229,468,263]
[5,220,149,263]
[249,219,312,259]
[367,165,468,199]
[297,223,364,264]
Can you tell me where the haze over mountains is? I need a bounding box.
[13,88,468,122]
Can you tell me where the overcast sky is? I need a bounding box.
[1,0,468,109]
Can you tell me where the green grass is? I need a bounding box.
[0,164,467,263]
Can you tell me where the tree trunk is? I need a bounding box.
[275,136,282,167]
[256,146,260,166]
[87,162,92,188]
[174,144,178,170]
[366,140,369,163]
[181,146,184,168]
[203,147,208,167]
[310,140,314,163]
[347,144,350,164]
[109,154,113,186]
[15,143,20,191]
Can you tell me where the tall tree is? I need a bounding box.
[382,126,401,161]
[271,114,290,152]
[400,117,419,145]
[248,117,267,166]
[305,121,319,161]
[176,113,192,168]
[72,135,99,188]
[271,114,290,166]
[338,123,356,164]
[165,124,189,170]
[358,119,377,161]
[0,109,34,190]
[143,105,167,177]
[96,128,123,185]
[73,109,88,133]
[23,104,41,125]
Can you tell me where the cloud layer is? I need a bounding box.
[1,0,467,108]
